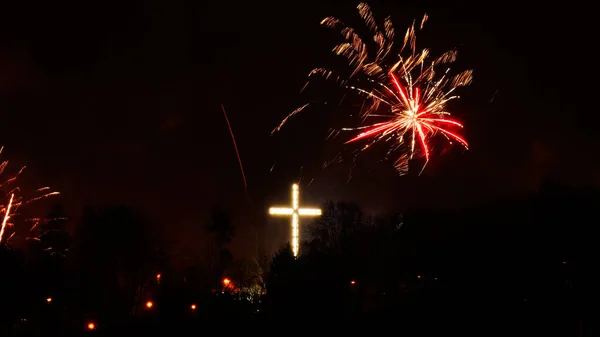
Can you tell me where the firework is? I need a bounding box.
[221,104,252,205]
[275,3,472,175]
[0,146,60,245]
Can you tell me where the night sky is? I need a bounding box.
[0,1,595,258]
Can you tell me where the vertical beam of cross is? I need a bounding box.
[269,183,321,257]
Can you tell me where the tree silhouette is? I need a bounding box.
[264,243,296,317]
[28,203,71,258]
[266,202,408,318]
[266,241,350,319]
[226,258,264,300]
[0,246,26,334]
[206,205,235,289]
[256,252,270,290]
[71,205,160,323]
[22,204,72,323]
[307,201,365,255]
[268,243,295,283]
[182,263,212,298]
[208,205,234,246]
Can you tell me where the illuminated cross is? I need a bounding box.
[269,183,321,257]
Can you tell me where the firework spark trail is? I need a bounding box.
[271,103,310,135]
[0,146,60,245]
[0,193,14,243]
[220,104,251,204]
[274,3,473,175]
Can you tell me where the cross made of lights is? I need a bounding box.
[269,183,321,257]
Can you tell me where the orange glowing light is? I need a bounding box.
[222,278,231,286]
[145,301,153,309]
[46,297,52,303]
[350,280,356,285]
[87,322,96,331]
[417,275,421,279]
[190,304,197,310]
[156,273,161,282]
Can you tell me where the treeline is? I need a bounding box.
[264,183,596,332]
[0,182,596,334]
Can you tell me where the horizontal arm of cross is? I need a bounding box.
[269,207,322,216]
[269,207,293,215]
[298,208,322,216]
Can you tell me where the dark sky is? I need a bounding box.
[0,1,596,258]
